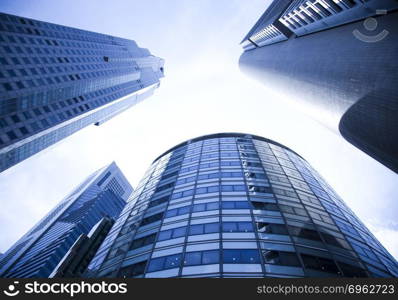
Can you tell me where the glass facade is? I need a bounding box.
[240,1,398,174]
[0,12,164,172]
[0,162,133,278]
[87,133,398,278]
[240,0,397,50]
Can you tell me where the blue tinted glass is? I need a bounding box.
[176,179,185,185]
[182,189,194,197]
[193,204,206,212]
[164,254,181,269]
[147,257,165,272]
[171,192,182,200]
[221,185,233,192]
[202,250,219,264]
[232,172,243,177]
[184,252,201,266]
[206,202,219,210]
[223,250,241,263]
[241,249,260,263]
[208,186,219,193]
[236,201,250,209]
[178,206,190,215]
[198,174,208,180]
[172,226,187,238]
[208,172,219,179]
[222,222,238,232]
[165,209,178,218]
[196,187,207,194]
[233,185,246,191]
[238,222,254,232]
[186,176,196,183]
[222,202,235,209]
[204,223,219,234]
[158,230,172,241]
[190,224,204,235]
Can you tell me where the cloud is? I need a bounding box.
[365,220,398,260]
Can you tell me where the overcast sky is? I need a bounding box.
[0,0,397,260]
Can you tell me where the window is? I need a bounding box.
[19,127,29,135]
[0,57,9,65]
[155,182,175,193]
[222,201,251,209]
[130,233,156,250]
[223,249,260,264]
[118,261,147,277]
[221,185,246,192]
[189,222,219,235]
[263,250,301,266]
[148,196,170,208]
[158,226,187,241]
[337,262,368,277]
[192,201,219,212]
[195,185,220,195]
[301,254,340,274]
[3,83,12,91]
[256,223,288,235]
[222,222,253,233]
[249,185,272,193]
[6,131,17,140]
[147,254,182,272]
[7,69,16,77]
[165,206,190,218]
[11,115,21,123]
[245,162,262,168]
[161,170,179,181]
[280,204,307,216]
[184,250,220,266]
[251,201,278,211]
[245,172,267,179]
[15,81,25,89]
[19,69,28,76]
[140,212,164,226]
[21,111,31,120]
[321,232,350,249]
[288,226,321,242]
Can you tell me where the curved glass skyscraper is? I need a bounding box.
[88,133,398,278]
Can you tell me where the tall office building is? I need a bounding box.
[50,216,116,278]
[0,12,164,172]
[87,133,398,278]
[0,162,133,278]
[239,0,398,173]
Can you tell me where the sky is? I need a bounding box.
[0,0,397,260]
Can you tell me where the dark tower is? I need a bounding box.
[239,0,398,173]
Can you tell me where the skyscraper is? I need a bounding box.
[0,162,132,278]
[239,0,398,173]
[49,216,116,278]
[0,12,164,172]
[87,133,398,278]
